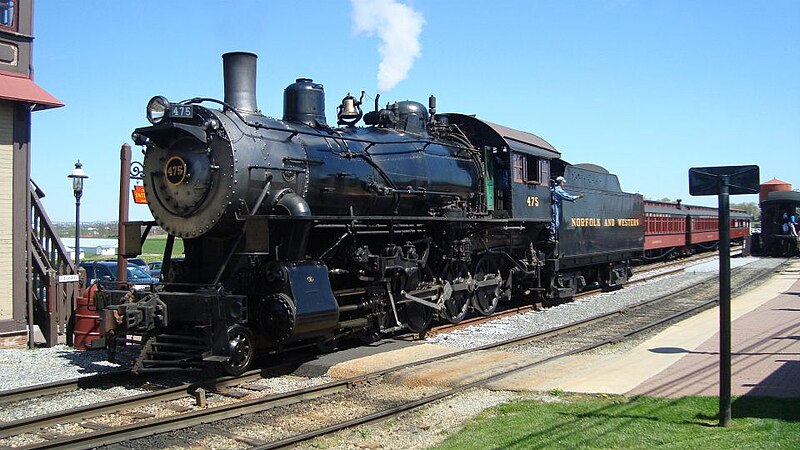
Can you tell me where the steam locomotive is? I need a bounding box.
[94,52,643,375]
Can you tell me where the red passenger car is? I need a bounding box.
[643,200,751,259]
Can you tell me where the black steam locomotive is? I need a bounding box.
[94,52,644,375]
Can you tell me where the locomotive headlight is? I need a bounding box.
[146,96,170,124]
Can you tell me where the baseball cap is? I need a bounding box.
[556,176,566,183]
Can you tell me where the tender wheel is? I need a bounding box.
[472,256,504,316]
[393,269,434,333]
[441,262,470,324]
[221,325,255,376]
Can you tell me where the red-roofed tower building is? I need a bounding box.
[1,0,64,347]
[759,178,792,204]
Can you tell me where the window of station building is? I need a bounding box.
[511,153,550,185]
[0,0,14,30]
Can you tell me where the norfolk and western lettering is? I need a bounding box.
[569,217,641,227]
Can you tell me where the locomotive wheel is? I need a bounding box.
[599,269,616,292]
[472,256,504,316]
[393,270,434,333]
[221,325,255,376]
[441,262,470,324]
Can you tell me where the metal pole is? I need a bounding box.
[75,194,81,268]
[118,144,131,282]
[26,115,34,349]
[718,174,731,427]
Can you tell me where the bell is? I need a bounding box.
[339,94,360,119]
[337,92,364,126]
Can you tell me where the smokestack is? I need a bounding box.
[222,52,258,113]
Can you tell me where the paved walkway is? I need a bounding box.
[629,264,800,398]
[493,260,800,398]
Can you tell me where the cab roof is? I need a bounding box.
[439,113,560,159]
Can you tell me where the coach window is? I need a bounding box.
[0,0,15,30]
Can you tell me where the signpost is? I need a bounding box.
[132,185,147,204]
[688,165,759,427]
[57,274,80,283]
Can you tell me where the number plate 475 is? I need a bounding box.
[171,105,193,118]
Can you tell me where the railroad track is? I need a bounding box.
[3,258,781,450]
[0,355,310,447]
[0,372,260,441]
[0,371,136,406]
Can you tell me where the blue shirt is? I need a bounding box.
[552,185,580,205]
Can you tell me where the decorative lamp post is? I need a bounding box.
[67,161,88,267]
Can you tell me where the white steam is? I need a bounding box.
[351,0,425,92]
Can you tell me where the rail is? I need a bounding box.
[29,181,80,347]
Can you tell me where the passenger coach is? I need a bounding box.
[643,200,751,259]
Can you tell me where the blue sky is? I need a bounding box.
[30,0,799,222]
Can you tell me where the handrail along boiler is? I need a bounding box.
[94,52,644,374]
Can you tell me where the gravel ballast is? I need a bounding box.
[0,345,132,392]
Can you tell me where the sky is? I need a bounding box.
[29,0,800,222]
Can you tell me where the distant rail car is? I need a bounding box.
[754,183,800,256]
[643,200,751,260]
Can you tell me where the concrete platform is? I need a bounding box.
[319,261,800,399]
[491,260,800,397]
[293,338,454,377]
[629,263,800,398]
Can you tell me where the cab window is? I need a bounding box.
[512,153,550,185]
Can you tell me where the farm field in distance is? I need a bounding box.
[140,235,185,262]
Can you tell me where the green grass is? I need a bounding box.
[81,235,184,263]
[432,394,800,450]
[140,235,184,262]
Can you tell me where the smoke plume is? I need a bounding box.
[351,0,424,92]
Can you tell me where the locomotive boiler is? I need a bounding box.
[94,52,644,375]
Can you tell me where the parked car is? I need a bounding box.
[148,257,184,282]
[103,258,150,274]
[148,261,162,278]
[80,261,158,290]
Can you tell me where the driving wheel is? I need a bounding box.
[441,262,470,324]
[393,269,434,333]
[472,255,505,316]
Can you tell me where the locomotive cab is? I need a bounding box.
[434,113,559,218]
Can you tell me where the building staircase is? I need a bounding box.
[29,181,81,347]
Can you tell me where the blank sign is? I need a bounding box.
[689,165,760,196]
